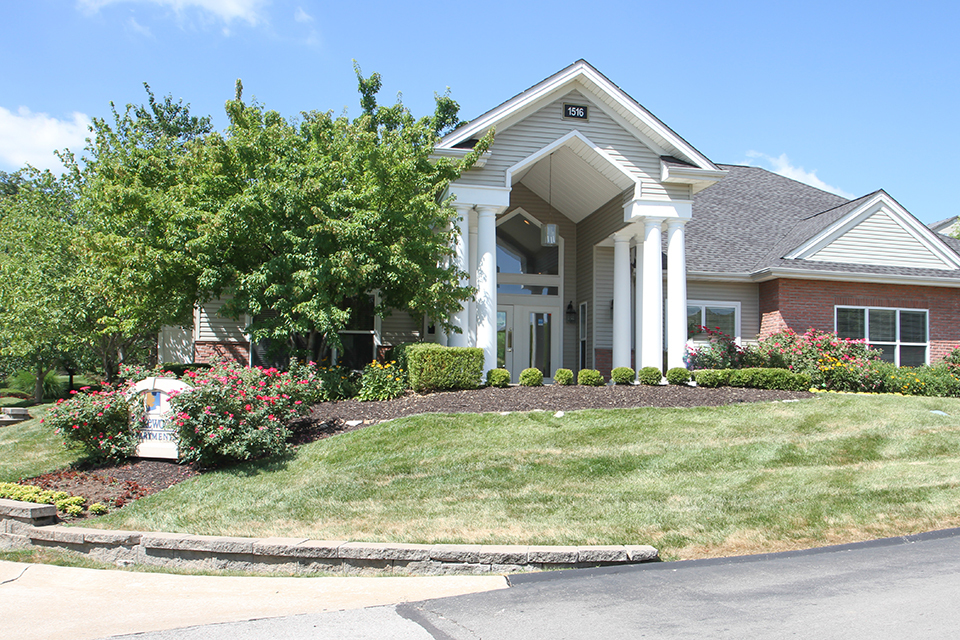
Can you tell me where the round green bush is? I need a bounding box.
[666,367,691,385]
[553,368,574,385]
[611,367,635,385]
[637,366,663,385]
[693,369,731,388]
[487,368,511,388]
[519,368,544,387]
[577,369,605,386]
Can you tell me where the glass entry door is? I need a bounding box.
[497,304,561,382]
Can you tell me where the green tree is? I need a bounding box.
[62,85,213,380]
[0,170,83,401]
[191,67,490,362]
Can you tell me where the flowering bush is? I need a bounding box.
[42,385,139,463]
[687,326,747,370]
[171,361,322,468]
[357,361,406,401]
[315,366,359,401]
[753,329,881,392]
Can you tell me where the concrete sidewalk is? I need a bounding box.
[0,560,507,640]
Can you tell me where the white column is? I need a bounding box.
[449,204,472,347]
[612,232,633,371]
[666,219,688,370]
[468,216,478,348]
[641,218,665,370]
[476,205,498,373]
[634,241,644,369]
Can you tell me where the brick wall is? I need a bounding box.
[594,348,612,380]
[194,341,251,366]
[758,278,960,362]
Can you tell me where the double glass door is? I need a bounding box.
[497,304,560,382]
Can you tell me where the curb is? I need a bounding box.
[0,498,659,575]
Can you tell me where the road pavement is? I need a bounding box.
[79,528,960,640]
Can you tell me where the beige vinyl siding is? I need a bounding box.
[686,281,760,342]
[158,325,193,363]
[506,184,578,370]
[460,90,675,200]
[810,208,952,270]
[593,246,615,350]
[196,297,247,342]
[381,311,421,347]
[576,191,633,361]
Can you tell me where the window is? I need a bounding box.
[835,306,928,366]
[336,294,378,370]
[579,302,588,370]
[687,301,740,340]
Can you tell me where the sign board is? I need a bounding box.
[563,103,588,120]
[128,377,193,460]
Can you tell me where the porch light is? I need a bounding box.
[566,301,576,324]
[541,223,558,247]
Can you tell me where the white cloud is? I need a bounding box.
[127,16,154,37]
[744,151,855,199]
[77,0,269,26]
[0,107,91,172]
[294,6,312,22]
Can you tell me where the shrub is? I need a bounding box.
[578,369,605,386]
[666,367,691,385]
[385,342,418,375]
[88,502,109,515]
[519,368,543,386]
[170,361,321,468]
[753,328,882,392]
[406,345,483,392]
[553,368,574,385]
[357,361,406,401]
[687,327,746,370]
[7,369,64,399]
[486,368,511,388]
[728,368,812,391]
[43,385,139,463]
[637,367,663,385]
[611,367,635,385]
[0,481,86,517]
[315,366,358,401]
[693,369,731,388]
[882,364,960,397]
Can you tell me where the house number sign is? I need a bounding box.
[563,103,588,120]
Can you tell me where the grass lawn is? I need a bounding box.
[0,403,81,482]
[74,393,960,560]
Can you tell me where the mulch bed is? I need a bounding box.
[23,385,813,518]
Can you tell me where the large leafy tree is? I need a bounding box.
[0,170,84,401]
[62,86,213,380]
[191,68,490,361]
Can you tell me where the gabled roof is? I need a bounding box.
[437,60,721,175]
[686,165,960,281]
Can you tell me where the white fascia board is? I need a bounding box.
[504,130,638,190]
[438,61,718,172]
[660,161,728,191]
[686,271,755,282]
[624,199,693,222]
[786,192,960,269]
[749,267,960,288]
[430,148,490,167]
[444,183,511,209]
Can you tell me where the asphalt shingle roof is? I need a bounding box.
[686,165,960,279]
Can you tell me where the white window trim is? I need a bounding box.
[686,300,742,345]
[834,305,929,367]
[334,292,382,368]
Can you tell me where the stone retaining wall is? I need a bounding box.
[0,498,659,575]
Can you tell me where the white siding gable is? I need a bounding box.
[809,206,954,270]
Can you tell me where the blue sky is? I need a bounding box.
[2,0,958,223]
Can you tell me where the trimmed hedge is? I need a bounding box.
[406,344,484,393]
[666,367,691,385]
[694,367,811,391]
[486,368,511,388]
[578,369,605,386]
[519,368,544,387]
[611,367,635,385]
[553,368,574,385]
[692,369,731,388]
[637,367,663,386]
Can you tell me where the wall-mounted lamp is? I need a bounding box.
[610,299,615,319]
[566,301,576,324]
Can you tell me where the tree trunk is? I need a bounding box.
[33,362,44,404]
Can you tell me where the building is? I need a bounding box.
[162,60,960,381]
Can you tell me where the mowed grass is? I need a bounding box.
[0,403,80,482]
[83,393,960,560]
